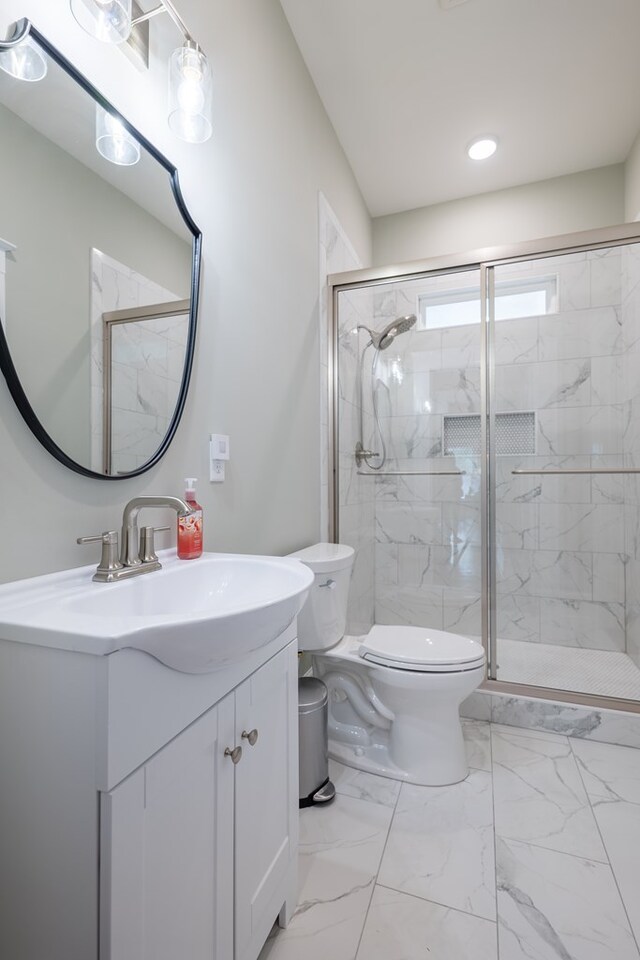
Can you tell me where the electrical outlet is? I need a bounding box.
[210,459,225,482]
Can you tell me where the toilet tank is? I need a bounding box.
[288,543,355,651]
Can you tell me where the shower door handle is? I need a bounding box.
[357,470,464,477]
[511,468,640,475]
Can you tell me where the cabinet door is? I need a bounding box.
[100,695,235,960]
[234,642,299,960]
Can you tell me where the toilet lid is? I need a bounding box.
[358,625,485,672]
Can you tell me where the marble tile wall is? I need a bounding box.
[336,287,376,635]
[318,193,363,544]
[623,244,640,670]
[318,194,373,635]
[89,249,187,474]
[345,251,635,651]
[109,313,188,474]
[461,689,640,750]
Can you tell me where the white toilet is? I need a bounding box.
[290,542,486,786]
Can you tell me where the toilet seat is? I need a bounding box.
[358,625,485,673]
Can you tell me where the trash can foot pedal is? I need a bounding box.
[299,777,335,809]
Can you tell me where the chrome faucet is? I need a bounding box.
[120,496,194,567]
[78,496,194,582]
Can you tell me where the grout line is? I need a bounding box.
[492,833,610,867]
[489,720,500,960]
[491,724,614,867]
[568,737,640,956]
[353,777,403,959]
[374,882,498,925]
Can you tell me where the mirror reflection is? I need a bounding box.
[0,27,196,476]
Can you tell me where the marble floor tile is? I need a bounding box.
[377,769,496,921]
[497,837,640,960]
[571,738,640,805]
[259,794,393,960]
[328,759,401,809]
[356,885,498,960]
[492,727,607,862]
[572,739,640,942]
[490,723,568,744]
[462,718,492,771]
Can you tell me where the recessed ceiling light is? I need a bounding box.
[467,137,498,161]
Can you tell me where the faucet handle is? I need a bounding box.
[139,525,170,564]
[77,531,123,579]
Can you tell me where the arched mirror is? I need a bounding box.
[0,20,201,478]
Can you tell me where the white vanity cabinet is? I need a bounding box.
[101,642,298,960]
[0,624,299,960]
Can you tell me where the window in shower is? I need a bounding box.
[418,275,557,330]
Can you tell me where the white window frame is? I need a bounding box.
[418,274,558,331]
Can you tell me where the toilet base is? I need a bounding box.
[313,632,485,787]
[328,730,470,787]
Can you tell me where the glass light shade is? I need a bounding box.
[96,105,140,166]
[467,137,498,161]
[70,0,132,44]
[0,36,48,82]
[168,42,212,144]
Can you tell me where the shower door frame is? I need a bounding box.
[328,220,640,714]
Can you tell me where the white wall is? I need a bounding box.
[0,0,371,583]
[372,165,625,266]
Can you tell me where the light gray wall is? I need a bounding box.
[372,165,625,266]
[0,0,372,583]
[625,131,640,222]
[1,101,192,464]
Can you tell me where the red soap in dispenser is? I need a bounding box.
[178,477,203,560]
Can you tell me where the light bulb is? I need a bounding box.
[177,77,205,116]
[168,41,212,144]
[467,137,498,161]
[95,105,140,166]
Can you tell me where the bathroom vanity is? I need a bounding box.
[0,553,310,960]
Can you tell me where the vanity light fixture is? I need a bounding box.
[0,31,47,81]
[70,0,132,44]
[70,0,213,144]
[95,104,141,165]
[167,39,212,143]
[467,136,498,160]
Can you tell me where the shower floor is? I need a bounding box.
[497,638,640,701]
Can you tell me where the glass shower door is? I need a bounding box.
[335,268,484,645]
[491,243,640,701]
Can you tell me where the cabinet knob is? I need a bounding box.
[241,728,259,747]
[224,745,242,764]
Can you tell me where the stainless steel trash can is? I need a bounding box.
[298,677,335,808]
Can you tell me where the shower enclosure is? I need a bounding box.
[329,222,640,711]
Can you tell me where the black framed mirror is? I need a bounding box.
[0,19,201,479]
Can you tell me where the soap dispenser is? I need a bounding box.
[177,478,203,560]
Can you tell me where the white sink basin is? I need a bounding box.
[0,552,313,673]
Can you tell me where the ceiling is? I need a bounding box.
[279,0,640,217]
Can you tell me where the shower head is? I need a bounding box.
[357,314,417,351]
